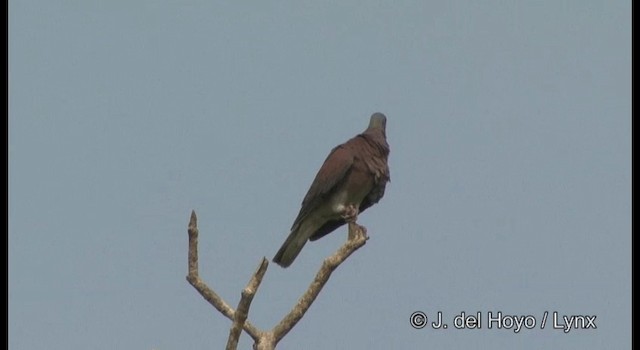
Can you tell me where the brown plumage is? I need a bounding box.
[273,113,390,268]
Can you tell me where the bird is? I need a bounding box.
[273,113,390,268]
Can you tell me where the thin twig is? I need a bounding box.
[271,222,368,343]
[226,258,269,350]
[186,210,261,340]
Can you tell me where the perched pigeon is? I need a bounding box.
[273,113,390,268]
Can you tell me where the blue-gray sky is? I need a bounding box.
[9,1,630,349]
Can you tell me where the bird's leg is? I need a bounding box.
[341,204,359,223]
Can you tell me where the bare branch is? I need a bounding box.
[186,212,370,350]
[186,210,262,340]
[187,210,198,277]
[271,222,369,343]
[226,258,269,350]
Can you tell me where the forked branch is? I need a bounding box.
[186,211,369,350]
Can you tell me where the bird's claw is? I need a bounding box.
[341,204,359,223]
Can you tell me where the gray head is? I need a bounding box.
[368,112,387,131]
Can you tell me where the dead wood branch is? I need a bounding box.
[186,211,369,349]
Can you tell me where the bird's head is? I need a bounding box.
[368,112,387,132]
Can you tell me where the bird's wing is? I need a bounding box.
[290,144,354,231]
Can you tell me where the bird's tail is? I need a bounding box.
[273,226,311,268]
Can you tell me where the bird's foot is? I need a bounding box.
[341,204,359,223]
